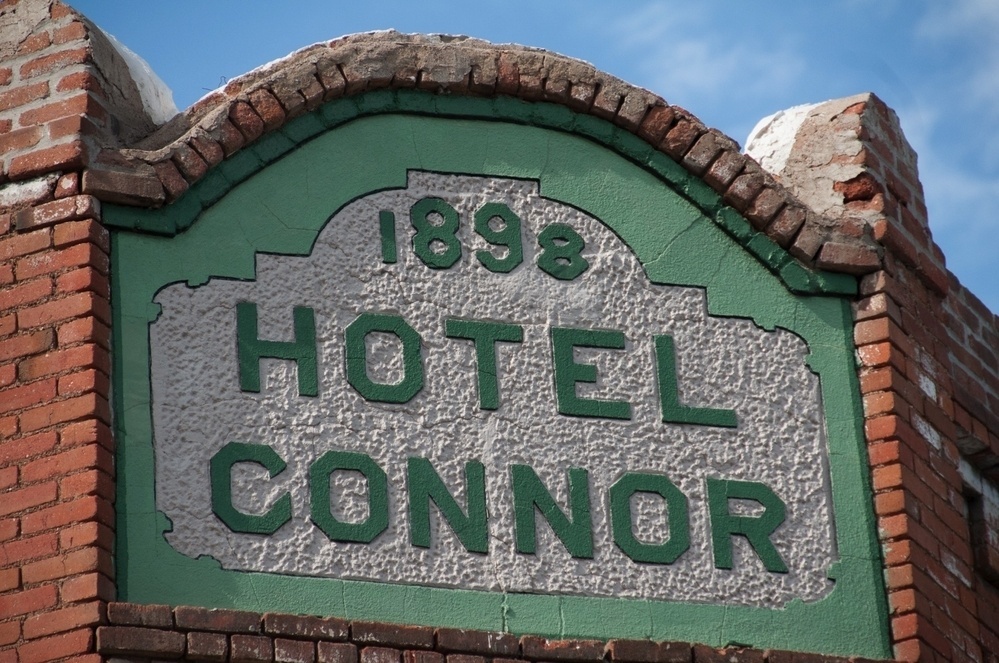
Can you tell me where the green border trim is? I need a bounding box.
[104,90,854,298]
[109,94,888,658]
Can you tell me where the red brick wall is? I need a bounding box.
[1,3,115,663]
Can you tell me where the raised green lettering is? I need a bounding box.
[655,335,737,428]
[345,313,423,403]
[210,442,291,535]
[610,472,689,564]
[237,301,318,397]
[551,327,631,419]
[445,319,523,410]
[512,464,593,559]
[707,478,788,573]
[310,451,388,543]
[408,457,488,553]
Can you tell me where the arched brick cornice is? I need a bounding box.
[82,31,880,277]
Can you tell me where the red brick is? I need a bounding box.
[19,343,107,381]
[216,119,246,156]
[0,125,43,152]
[0,277,52,310]
[232,634,274,663]
[0,517,16,542]
[263,613,348,640]
[17,291,109,329]
[360,648,399,663]
[0,329,54,361]
[106,602,174,628]
[0,480,57,517]
[22,600,103,639]
[19,392,109,432]
[153,159,189,200]
[21,494,112,535]
[188,631,229,661]
[520,636,606,661]
[0,263,12,286]
[229,101,265,142]
[0,583,57,619]
[59,519,113,551]
[9,141,87,179]
[0,429,57,464]
[867,439,900,466]
[0,564,18,589]
[0,363,14,388]
[47,114,102,141]
[96,625,184,657]
[59,419,112,450]
[0,314,14,337]
[58,367,110,397]
[59,468,113,503]
[353,622,434,648]
[21,546,107,583]
[172,143,209,182]
[0,531,58,565]
[875,489,906,516]
[0,82,49,112]
[319,642,358,663]
[0,464,15,489]
[276,639,315,663]
[174,606,262,633]
[0,415,17,437]
[0,228,51,262]
[15,196,99,232]
[56,268,109,298]
[17,31,52,55]
[16,242,109,280]
[55,173,80,198]
[18,629,95,663]
[0,67,11,86]
[0,620,19,646]
[435,628,519,655]
[403,653,441,663]
[20,48,89,79]
[55,71,102,95]
[57,317,110,349]
[0,378,57,415]
[22,442,109,483]
[190,135,225,168]
[872,463,903,491]
[61,571,115,603]
[53,22,88,45]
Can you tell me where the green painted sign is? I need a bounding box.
[109,91,889,658]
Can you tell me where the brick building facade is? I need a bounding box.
[1,2,996,662]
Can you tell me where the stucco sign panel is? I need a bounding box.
[151,171,830,607]
[109,99,888,657]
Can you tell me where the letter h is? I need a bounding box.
[236,301,319,397]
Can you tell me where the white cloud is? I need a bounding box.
[608,4,804,108]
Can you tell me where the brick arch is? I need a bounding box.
[84,31,879,278]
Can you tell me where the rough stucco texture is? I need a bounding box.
[149,172,835,608]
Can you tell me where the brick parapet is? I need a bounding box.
[761,94,999,662]
[74,31,881,279]
[0,0,161,186]
[96,603,888,663]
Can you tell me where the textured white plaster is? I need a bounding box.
[745,102,821,176]
[150,172,835,608]
[103,31,177,124]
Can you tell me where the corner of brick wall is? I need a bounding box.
[763,92,999,663]
[1,2,116,663]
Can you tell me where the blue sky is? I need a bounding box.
[71,1,998,313]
